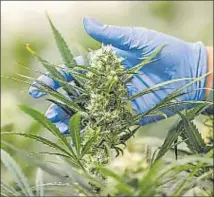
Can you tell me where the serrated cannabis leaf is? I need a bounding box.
[178,112,208,154]
[46,13,75,67]
[69,113,81,156]
[80,136,96,158]
[156,102,212,160]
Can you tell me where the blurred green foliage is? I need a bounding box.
[11,38,45,74]
[148,1,178,23]
[1,36,46,89]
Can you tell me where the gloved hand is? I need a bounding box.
[29,18,208,134]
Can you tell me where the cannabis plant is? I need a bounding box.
[2,14,213,187]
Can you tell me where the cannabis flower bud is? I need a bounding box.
[79,45,136,177]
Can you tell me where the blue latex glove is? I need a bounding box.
[29,18,208,134]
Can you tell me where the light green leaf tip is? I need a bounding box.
[45,11,75,67]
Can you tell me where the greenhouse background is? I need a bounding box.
[1,1,213,192]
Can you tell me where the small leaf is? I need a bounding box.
[69,113,81,156]
[1,149,33,196]
[36,168,44,197]
[80,136,96,158]
[46,13,75,67]
[178,112,208,154]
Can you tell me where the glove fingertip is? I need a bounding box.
[29,87,46,98]
[45,109,58,122]
[83,17,105,41]
[56,121,69,135]
[45,103,69,123]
